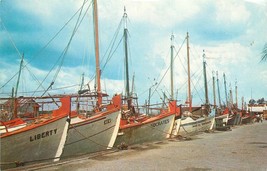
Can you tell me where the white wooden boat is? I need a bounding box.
[114,101,176,146]
[215,114,229,128]
[178,115,215,136]
[0,96,71,170]
[61,95,121,158]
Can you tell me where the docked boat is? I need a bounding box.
[61,94,121,158]
[241,115,251,124]
[214,107,230,129]
[0,96,71,170]
[167,34,182,138]
[211,71,230,129]
[171,112,182,138]
[61,0,121,158]
[240,99,252,124]
[113,9,176,147]
[178,105,215,136]
[241,110,252,124]
[215,114,229,127]
[227,112,241,126]
[176,34,215,136]
[0,36,71,169]
[178,114,215,136]
[114,101,176,146]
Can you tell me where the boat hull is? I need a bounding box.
[178,115,215,136]
[170,117,181,138]
[241,116,251,124]
[215,114,229,128]
[61,109,121,158]
[0,115,69,170]
[227,114,241,125]
[114,114,175,147]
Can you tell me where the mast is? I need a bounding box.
[216,71,222,109]
[93,0,102,107]
[203,50,209,105]
[229,85,233,110]
[186,32,192,112]
[80,73,85,91]
[15,54,24,98]
[212,71,217,108]
[162,91,166,109]
[77,73,85,113]
[131,73,135,96]
[223,73,228,108]
[123,7,131,109]
[241,96,244,111]
[235,80,238,109]
[148,87,152,114]
[13,54,24,118]
[170,34,174,100]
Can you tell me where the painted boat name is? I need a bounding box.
[30,129,57,142]
[192,120,211,127]
[151,119,169,127]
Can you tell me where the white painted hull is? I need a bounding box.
[0,115,69,170]
[178,115,215,136]
[215,114,229,127]
[61,109,121,158]
[171,118,181,138]
[114,114,175,146]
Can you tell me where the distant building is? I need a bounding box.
[247,104,267,113]
[0,98,39,120]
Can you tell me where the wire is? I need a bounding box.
[0,0,91,93]
[150,36,187,98]
[41,0,91,97]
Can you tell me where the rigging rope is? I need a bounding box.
[79,5,126,89]
[41,0,91,97]
[150,37,187,98]
[101,17,124,73]
[0,0,92,95]
[83,14,127,92]
[67,123,116,149]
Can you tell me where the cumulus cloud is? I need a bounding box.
[215,0,250,24]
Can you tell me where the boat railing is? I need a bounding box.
[139,102,168,116]
[0,120,8,133]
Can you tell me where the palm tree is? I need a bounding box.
[261,43,267,62]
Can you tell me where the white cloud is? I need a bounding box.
[14,0,88,26]
[215,0,250,24]
[1,0,267,105]
[245,0,267,5]
[99,0,203,28]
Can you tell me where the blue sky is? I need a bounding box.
[0,0,266,107]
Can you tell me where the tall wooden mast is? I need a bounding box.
[13,54,24,119]
[235,80,238,109]
[203,50,209,105]
[216,71,222,109]
[186,32,192,112]
[123,7,131,109]
[93,0,102,107]
[170,34,174,100]
[223,73,228,108]
[241,96,244,111]
[15,54,24,98]
[212,71,217,108]
[229,86,233,110]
